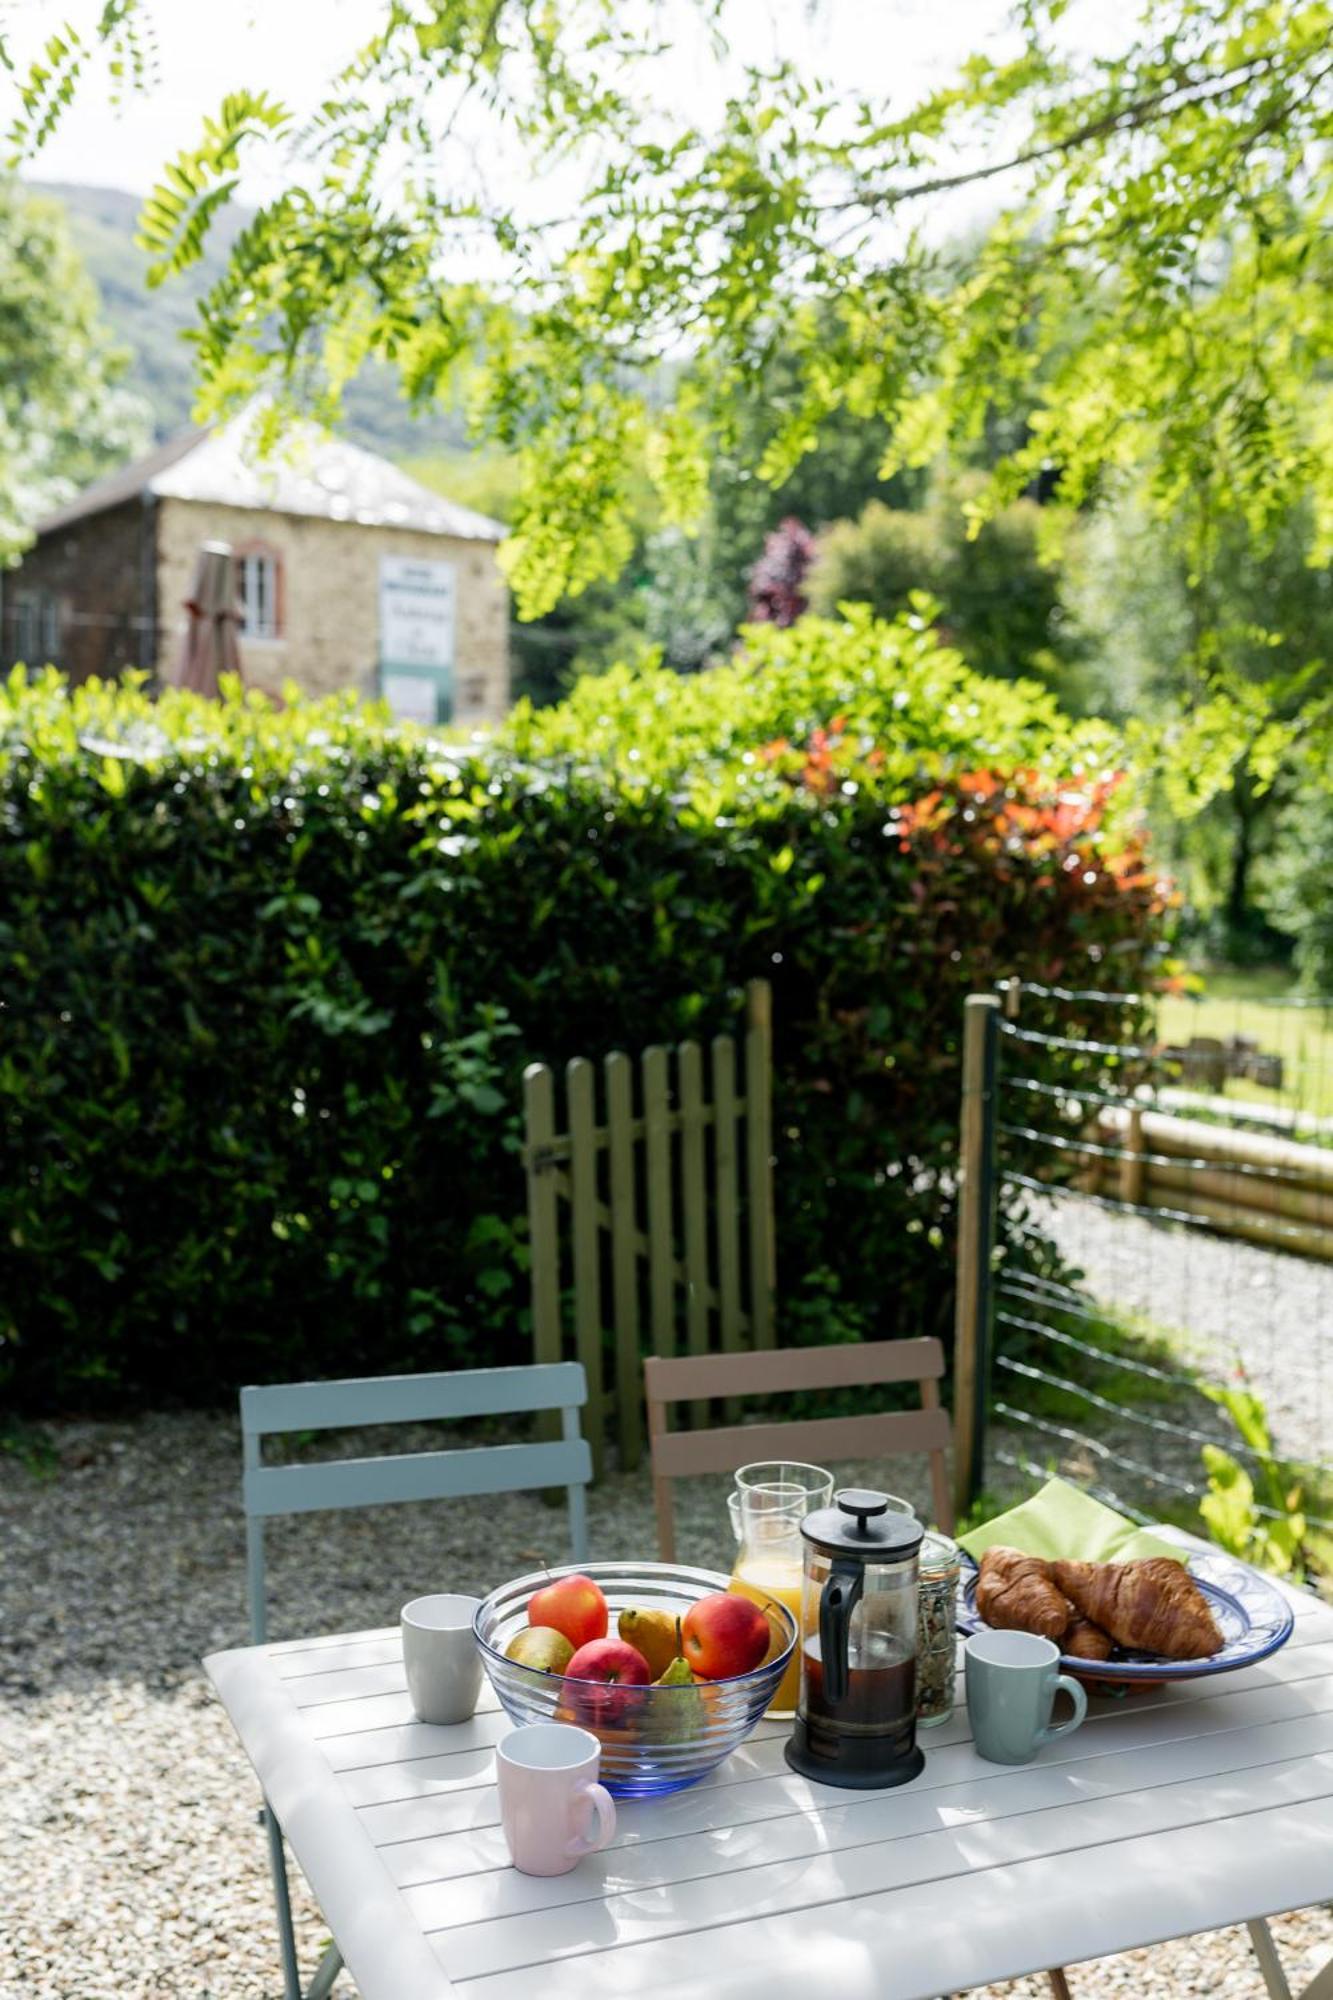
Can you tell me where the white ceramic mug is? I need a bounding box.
[401,1594,483,1725]
[496,1723,617,1876]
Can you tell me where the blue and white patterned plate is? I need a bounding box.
[957,1548,1295,1685]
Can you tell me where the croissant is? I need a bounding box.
[976,1546,1071,1641]
[1062,1617,1113,1663]
[1049,1558,1222,1661]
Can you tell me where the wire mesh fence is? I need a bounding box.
[973,979,1333,1562]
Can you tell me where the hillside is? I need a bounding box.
[33,181,467,460]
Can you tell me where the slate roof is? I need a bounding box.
[35,413,506,543]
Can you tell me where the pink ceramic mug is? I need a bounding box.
[495,1723,617,1876]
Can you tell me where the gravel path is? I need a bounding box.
[1039,1196,1333,1471]
[3,1411,1330,1998]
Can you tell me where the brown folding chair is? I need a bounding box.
[643,1337,954,1560]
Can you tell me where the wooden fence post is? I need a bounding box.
[678,1040,710,1425]
[1120,1104,1145,1208]
[713,1032,743,1422]
[524,1063,562,1446]
[953,994,1002,1523]
[746,979,776,1350]
[605,1051,642,1471]
[643,1045,676,1365]
[566,1057,605,1478]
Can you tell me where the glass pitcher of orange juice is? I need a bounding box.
[728,1462,833,1716]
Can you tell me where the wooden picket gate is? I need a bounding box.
[523,981,775,1474]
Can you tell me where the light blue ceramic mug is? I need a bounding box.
[964,1628,1088,1764]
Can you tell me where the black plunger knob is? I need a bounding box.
[837,1489,890,1538]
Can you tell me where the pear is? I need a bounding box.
[618,1606,681,1681]
[505,1626,575,1674]
[649,1628,708,1747]
[655,1653,695,1688]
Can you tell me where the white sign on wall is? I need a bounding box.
[380,673,440,725]
[378,556,456,722]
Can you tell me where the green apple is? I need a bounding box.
[505,1626,575,1673]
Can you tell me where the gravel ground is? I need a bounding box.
[1041,1197,1333,1472]
[3,1410,1331,1999]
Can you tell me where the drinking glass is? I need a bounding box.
[727,1466,912,1544]
[727,1462,834,1716]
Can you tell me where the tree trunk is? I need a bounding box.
[1226,800,1254,930]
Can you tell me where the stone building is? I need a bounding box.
[0,415,510,723]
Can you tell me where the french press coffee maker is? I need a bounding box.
[785,1488,926,1789]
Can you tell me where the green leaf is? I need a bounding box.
[1199,1444,1255,1558]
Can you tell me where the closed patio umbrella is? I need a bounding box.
[169,540,244,695]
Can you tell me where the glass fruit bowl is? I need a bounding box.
[474,1560,796,1798]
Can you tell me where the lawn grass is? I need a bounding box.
[1155,967,1333,1122]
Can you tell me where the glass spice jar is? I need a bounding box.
[916,1531,961,1727]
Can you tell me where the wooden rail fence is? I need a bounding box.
[523,981,776,1474]
[1086,1105,1333,1263]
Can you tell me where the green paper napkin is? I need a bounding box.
[959,1477,1182,1565]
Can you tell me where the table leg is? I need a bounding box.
[262,1800,302,2000]
[306,1941,343,2000]
[1249,1920,1296,2000]
[1046,1971,1073,2000]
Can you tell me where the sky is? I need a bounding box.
[15,1,386,197]
[14,0,1040,203]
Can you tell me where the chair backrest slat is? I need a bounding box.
[240,1360,591,1645]
[240,1361,586,1437]
[644,1337,954,1559]
[643,1337,943,1404]
[646,1408,951,1482]
[244,1437,591,1521]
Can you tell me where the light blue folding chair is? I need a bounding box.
[239,1360,591,2000]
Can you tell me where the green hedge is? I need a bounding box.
[0,612,1165,1407]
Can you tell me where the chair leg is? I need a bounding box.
[306,1941,344,2000]
[1046,1971,1073,2000]
[262,1800,302,2000]
[1301,1953,1333,2000]
[1248,1919,1296,2000]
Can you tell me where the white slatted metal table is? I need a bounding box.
[206,1564,1333,2000]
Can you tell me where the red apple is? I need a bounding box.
[680,1592,770,1680]
[565,1637,652,1686]
[527,1572,607,1651]
[562,1636,653,1729]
